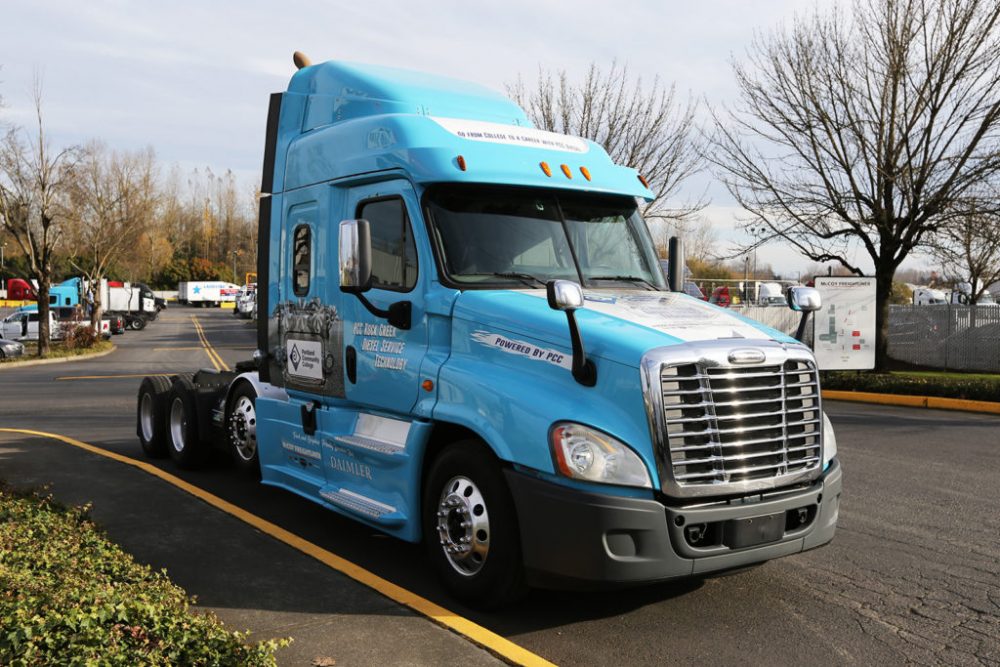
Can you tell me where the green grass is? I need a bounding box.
[891,370,1000,383]
[0,339,113,364]
[0,484,287,664]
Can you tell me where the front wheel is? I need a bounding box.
[226,383,260,476]
[423,441,526,609]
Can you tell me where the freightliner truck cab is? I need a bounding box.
[136,54,841,608]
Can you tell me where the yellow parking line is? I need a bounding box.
[56,373,174,381]
[190,316,229,371]
[0,427,555,667]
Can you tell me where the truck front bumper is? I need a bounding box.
[505,459,841,589]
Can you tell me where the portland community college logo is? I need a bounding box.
[289,343,301,371]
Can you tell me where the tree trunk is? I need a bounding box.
[874,266,894,372]
[36,277,51,357]
[90,289,102,330]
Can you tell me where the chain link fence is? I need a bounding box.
[888,304,1000,372]
[733,305,807,343]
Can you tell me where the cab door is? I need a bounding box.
[341,181,428,415]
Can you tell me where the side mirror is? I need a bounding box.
[339,219,372,294]
[546,279,584,311]
[545,280,595,387]
[787,286,821,312]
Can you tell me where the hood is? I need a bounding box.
[453,289,796,367]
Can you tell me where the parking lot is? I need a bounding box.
[1,306,998,665]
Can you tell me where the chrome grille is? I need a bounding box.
[642,341,823,498]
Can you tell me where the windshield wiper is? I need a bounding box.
[588,275,658,290]
[475,272,547,287]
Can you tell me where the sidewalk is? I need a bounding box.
[0,432,506,667]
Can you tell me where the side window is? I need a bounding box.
[292,224,311,297]
[358,198,417,291]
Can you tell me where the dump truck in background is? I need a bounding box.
[136,54,841,608]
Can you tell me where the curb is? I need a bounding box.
[0,344,116,370]
[822,390,1000,416]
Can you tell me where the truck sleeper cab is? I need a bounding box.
[137,56,840,608]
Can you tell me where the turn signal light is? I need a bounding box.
[422,379,434,392]
[540,161,552,177]
[560,164,572,179]
[637,174,650,188]
[580,166,592,181]
[456,155,467,171]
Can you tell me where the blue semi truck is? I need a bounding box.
[136,53,841,607]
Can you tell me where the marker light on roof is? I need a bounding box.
[580,167,592,181]
[456,155,467,171]
[540,161,552,177]
[560,164,572,179]
[638,174,650,188]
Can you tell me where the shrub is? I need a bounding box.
[822,371,1000,402]
[0,486,286,665]
[62,324,99,350]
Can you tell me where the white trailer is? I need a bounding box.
[178,281,241,307]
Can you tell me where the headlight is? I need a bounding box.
[550,423,652,488]
[822,412,837,468]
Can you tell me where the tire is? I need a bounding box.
[137,375,172,458]
[132,317,147,331]
[166,376,205,469]
[226,382,260,476]
[423,441,527,609]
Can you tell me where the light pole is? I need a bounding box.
[231,250,240,284]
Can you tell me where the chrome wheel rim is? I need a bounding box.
[140,393,155,442]
[169,397,186,453]
[229,395,257,462]
[436,475,490,576]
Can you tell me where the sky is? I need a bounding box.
[0,0,933,276]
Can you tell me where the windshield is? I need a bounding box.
[425,185,666,289]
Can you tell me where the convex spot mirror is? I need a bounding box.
[546,279,585,311]
[339,219,372,293]
[787,286,821,312]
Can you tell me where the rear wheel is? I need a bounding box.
[137,375,172,458]
[132,317,147,331]
[227,383,260,476]
[423,441,526,609]
[167,377,204,469]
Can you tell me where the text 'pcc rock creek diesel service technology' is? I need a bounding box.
[136,53,841,607]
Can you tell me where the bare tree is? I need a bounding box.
[710,0,1000,369]
[67,141,158,327]
[930,206,1000,303]
[509,62,706,222]
[0,83,76,355]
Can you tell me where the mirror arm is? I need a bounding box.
[564,310,597,386]
[353,292,411,331]
[794,311,811,344]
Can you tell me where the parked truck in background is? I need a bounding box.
[16,278,158,330]
[178,281,241,307]
[913,287,949,305]
[235,283,257,319]
[4,278,37,301]
[136,55,841,608]
[2,309,110,341]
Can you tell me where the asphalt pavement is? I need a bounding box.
[1,306,998,666]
